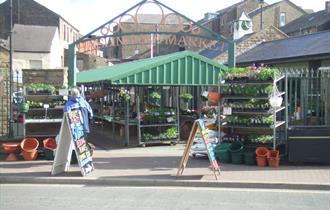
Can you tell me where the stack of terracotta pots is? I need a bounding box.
[255,147,269,167]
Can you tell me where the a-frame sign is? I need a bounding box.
[177,119,220,180]
[51,110,94,176]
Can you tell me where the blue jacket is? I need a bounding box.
[64,96,93,133]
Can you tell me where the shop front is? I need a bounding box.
[76,50,227,147]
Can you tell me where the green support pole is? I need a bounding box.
[228,42,236,68]
[68,43,77,87]
[125,100,129,147]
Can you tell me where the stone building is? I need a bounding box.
[0,0,81,66]
[281,1,330,36]
[11,24,62,70]
[199,0,306,39]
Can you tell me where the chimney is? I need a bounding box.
[326,1,330,13]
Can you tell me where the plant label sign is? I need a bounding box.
[223,106,232,115]
[51,110,94,176]
[177,119,220,180]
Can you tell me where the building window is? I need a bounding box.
[66,26,69,42]
[29,60,42,69]
[280,12,286,27]
[63,25,66,41]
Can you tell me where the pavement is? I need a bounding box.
[1,124,330,191]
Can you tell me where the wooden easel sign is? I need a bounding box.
[51,110,94,176]
[177,119,220,180]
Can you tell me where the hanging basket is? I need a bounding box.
[19,103,29,113]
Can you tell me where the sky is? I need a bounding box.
[0,0,327,34]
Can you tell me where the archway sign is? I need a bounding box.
[68,0,235,86]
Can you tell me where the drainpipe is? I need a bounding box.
[259,0,264,30]
[9,0,13,137]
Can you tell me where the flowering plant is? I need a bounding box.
[200,105,218,118]
[119,89,130,101]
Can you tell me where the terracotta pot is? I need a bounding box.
[21,138,39,152]
[43,138,57,150]
[22,150,38,161]
[208,92,220,103]
[255,147,269,157]
[2,143,20,161]
[21,138,39,161]
[256,156,267,167]
[268,157,280,167]
[269,150,279,159]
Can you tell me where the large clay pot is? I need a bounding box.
[43,138,57,150]
[255,147,269,167]
[2,143,20,161]
[22,150,38,161]
[43,138,57,160]
[21,138,39,161]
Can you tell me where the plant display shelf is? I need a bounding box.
[140,139,178,147]
[229,106,285,115]
[221,92,285,100]
[139,123,177,128]
[136,95,180,147]
[221,121,285,129]
[25,119,62,123]
[23,93,64,138]
[224,75,285,85]
[219,74,287,150]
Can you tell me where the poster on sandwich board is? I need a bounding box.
[51,110,94,176]
[177,119,220,180]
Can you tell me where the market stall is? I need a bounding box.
[76,51,227,146]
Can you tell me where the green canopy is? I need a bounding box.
[77,51,227,86]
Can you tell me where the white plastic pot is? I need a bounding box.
[269,96,283,108]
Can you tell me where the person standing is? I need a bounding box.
[64,88,94,164]
[64,87,93,133]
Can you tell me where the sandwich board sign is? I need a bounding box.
[177,119,220,180]
[51,110,94,176]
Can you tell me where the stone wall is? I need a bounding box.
[0,45,9,137]
[22,68,67,88]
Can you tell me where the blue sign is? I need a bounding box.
[197,119,219,170]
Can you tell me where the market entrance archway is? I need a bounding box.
[68,0,235,86]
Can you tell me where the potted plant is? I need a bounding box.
[179,93,193,103]
[27,83,56,95]
[165,127,177,139]
[180,93,192,110]
[149,91,161,104]
[119,89,130,101]
[19,101,29,113]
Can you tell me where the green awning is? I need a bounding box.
[77,51,227,86]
